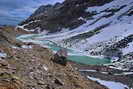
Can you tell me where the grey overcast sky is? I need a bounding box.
[0,0,64,25]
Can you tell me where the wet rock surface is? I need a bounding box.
[0,27,107,89]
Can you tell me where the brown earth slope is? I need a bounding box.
[0,27,107,89]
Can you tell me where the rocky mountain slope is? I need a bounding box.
[0,27,108,89]
[19,0,113,33]
[18,0,133,71]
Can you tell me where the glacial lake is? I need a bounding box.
[17,34,111,65]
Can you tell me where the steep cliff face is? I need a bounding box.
[0,27,107,89]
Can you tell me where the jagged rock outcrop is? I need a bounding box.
[19,0,112,33]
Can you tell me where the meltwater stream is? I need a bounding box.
[17,34,111,65]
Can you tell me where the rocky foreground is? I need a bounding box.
[0,26,108,89]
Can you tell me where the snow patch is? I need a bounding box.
[16,20,41,32]
[122,42,133,55]
[17,25,36,32]
[114,72,133,75]
[87,76,129,89]
[79,69,97,72]
[12,46,20,49]
[0,52,7,58]
[43,65,48,71]
[78,17,87,21]
[86,0,133,13]
[22,45,32,49]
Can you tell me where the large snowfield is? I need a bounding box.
[18,0,133,55]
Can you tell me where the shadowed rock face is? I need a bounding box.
[20,0,113,33]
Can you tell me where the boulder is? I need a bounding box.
[53,48,68,66]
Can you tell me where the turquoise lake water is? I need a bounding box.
[17,34,111,65]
